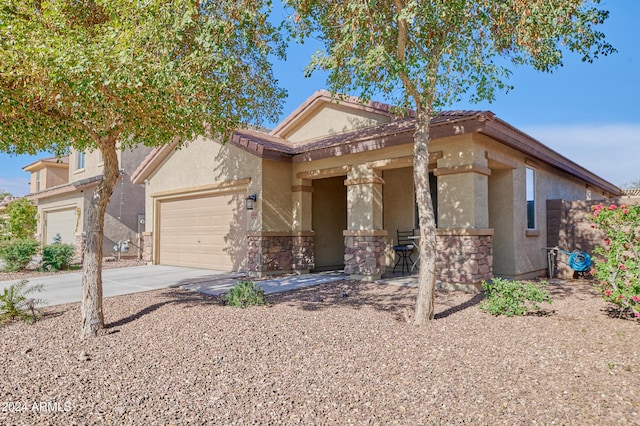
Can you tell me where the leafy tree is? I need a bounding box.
[288,0,615,323]
[0,0,285,337]
[4,197,37,239]
[0,189,10,200]
[620,179,640,189]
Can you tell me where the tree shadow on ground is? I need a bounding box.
[434,292,484,320]
[105,288,220,329]
[266,280,484,322]
[546,278,599,301]
[601,305,640,322]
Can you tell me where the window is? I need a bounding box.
[526,167,535,229]
[76,151,85,170]
[36,170,41,192]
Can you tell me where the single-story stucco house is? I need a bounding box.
[131,90,621,289]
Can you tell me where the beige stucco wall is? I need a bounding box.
[46,166,68,189]
[27,164,68,193]
[143,137,262,235]
[284,103,392,144]
[261,160,293,232]
[435,135,490,228]
[293,144,415,178]
[68,148,113,182]
[477,134,609,279]
[488,168,516,276]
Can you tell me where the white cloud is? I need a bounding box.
[521,123,640,187]
[0,177,31,197]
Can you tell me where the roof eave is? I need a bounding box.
[26,176,102,200]
[22,160,70,172]
[481,118,622,197]
[131,141,179,184]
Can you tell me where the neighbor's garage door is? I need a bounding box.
[44,208,76,245]
[157,193,246,270]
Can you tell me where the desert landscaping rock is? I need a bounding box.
[0,279,638,425]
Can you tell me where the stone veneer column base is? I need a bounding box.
[74,233,86,264]
[435,228,493,292]
[141,232,153,264]
[344,230,387,281]
[247,232,314,276]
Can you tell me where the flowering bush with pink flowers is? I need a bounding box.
[591,203,640,319]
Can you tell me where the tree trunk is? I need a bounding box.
[80,137,120,338]
[413,108,437,324]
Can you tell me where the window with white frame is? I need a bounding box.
[526,167,535,229]
[76,151,85,170]
[36,170,41,192]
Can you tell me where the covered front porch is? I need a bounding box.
[292,149,495,290]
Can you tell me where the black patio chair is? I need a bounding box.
[393,229,415,275]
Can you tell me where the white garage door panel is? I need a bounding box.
[45,208,76,246]
[158,194,246,270]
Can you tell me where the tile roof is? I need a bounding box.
[230,110,491,160]
[130,92,621,197]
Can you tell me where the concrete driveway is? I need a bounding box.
[0,265,347,307]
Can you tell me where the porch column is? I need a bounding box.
[433,153,493,289]
[435,164,491,228]
[291,180,315,273]
[292,179,313,232]
[344,166,387,280]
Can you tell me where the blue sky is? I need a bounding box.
[2,0,638,196]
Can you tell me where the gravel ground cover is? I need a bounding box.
[0,278,638,425]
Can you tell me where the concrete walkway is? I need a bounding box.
[0,265,348,307]
[181,270,348,296]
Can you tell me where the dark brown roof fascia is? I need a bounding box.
[229,131,293,163]
[481,118,621,197]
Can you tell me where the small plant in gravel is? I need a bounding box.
[591,203,640,319]
[0,279,44,325]
[0,238,39,272]
[42,243,76,271]
[223,280,265,308]
[480,278,552,317]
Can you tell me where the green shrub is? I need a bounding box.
[480,278,552,317]
[223,280,265,308]
[0,279,44,325]
[42,243,76,271]
[0,238,39,272]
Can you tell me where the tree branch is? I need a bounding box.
[393,0,420,104]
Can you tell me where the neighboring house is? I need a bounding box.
[621,187,640,201]
[131,91,621,290]
[23,147,152,259]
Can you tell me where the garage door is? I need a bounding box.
[44,208,77,246]
[158,193,246,270]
